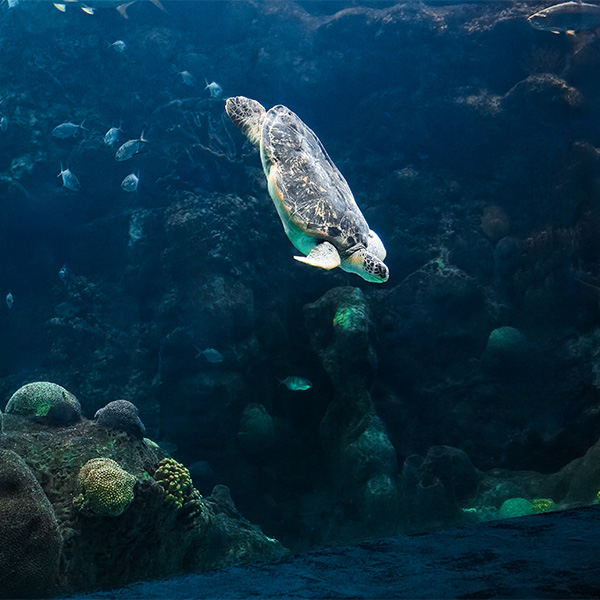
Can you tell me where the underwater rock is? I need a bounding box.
[94,399,146,439]
[0,409,287,595]
[304,287,399,533]
[237,403,275,454]
[5,381,81,424]
[400,446,481,531]
[304,286,377,395]
[480,205,511,243]
[0,449,62,599]
[502,74,584,113]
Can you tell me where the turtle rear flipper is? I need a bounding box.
[225,96,266,147]
[294,242,341,270]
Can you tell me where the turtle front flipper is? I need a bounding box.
[225,96,266,148]
[294,242,341,270]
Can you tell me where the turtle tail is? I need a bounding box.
[225,96,266,148]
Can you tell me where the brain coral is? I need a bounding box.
[5,381,81,421]
[75,458,137,517]
[0,449,63,599]
[94,399,146,438]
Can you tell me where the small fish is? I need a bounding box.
[104,122,122,147]
[115,130,147,161]
[278,376,312,391]
[6,292,13,309]
[196,347,223,363]
[205,80,223,98]
[52,120,86,139]
[121,172,139,192]
[58,264,69,284]
[53,3,67,11]
[108,40,126,53]
[0,115,7,132]
[528,1,600,34]
[177,70,196,87]
[58,164,81,191]
[7,0,21,8]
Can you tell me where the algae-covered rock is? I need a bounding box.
[0,449,63,599]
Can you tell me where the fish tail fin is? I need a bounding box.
[139,128,149,143]
[149,0,166,12]
[79,118,87,130]
[58,162,63,177]
[116,1,134,19]
[275,377,283,386]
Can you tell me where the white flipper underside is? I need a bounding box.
[294,241,341,270]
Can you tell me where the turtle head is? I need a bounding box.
[225,96,266,148]
[342,246,389,283]
[367,229,387,261]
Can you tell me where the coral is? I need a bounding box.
[237,403,275,453]
[153,457,194,509]
[0,449,63,599]
[94,399,146,438]
[75,458,137,517]
[498,497,533,519]
[531,498,557,513]
[482,326,529,376]
[5,381,81,423]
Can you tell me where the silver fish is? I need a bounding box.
[6,292,13,309]
[104,123,122,147]
[59,264,69,284]
[205,80,223,98]
[278,376,312,391]
[528,1,600,34]
[0,115,7,132]
[58,164,81,191]
[52,0,165,18]
[115,131,147,161]
[196,347,223,363]
[108,40,126,53]
[178,70,197,87]
[52,120,86,139]
[121,172,139,192]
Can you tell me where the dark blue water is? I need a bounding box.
[1,0,600,596]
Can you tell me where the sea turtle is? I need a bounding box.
[225,96,389,283]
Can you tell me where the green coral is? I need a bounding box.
[498,497,533,519]
[531,498,557,513]
[5,381,80,417]
[154,458,193,509]
[74,458,137,517]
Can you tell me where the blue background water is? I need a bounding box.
[1,0,600,589]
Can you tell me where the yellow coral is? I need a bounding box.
[75,458,137,517]
[531,498,557,513]
[153,458,193,509]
